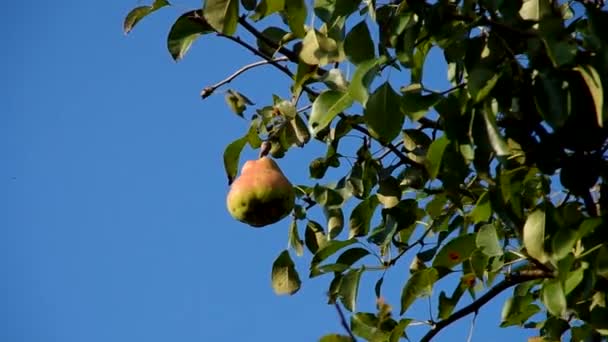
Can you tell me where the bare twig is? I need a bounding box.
[237,15,300,62]
[419,269,553,342]
[388,224,434,266]
[201,57,289,98]
[335,303,357,342]
[466,312,477,342]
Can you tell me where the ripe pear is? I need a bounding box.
[226,156,295,227]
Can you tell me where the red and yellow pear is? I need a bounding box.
[226,155,295,227]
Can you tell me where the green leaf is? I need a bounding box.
[305,220,327,254]
[288,219,304,257]
[344,20,375,64]
[241,0,257,10]
[311,239,357,266]
[289,114,311,147]
[223,135,248,184]
[564,265,585,295]
[469,191,492,224]
[284,0,307,38]
[542,279,566,317]
[425,135,449,179]
[476,224,503,257]
[377,176,401,209]
[311,247,369,278]
[319,334,352,342]
[256,26,289,57]
[574,65,604,127]
[467,67,499,103]
[313,0,361,24]
[325,207,345,239]
[482,106,510,157]
[389,319,410,342]
[123,0,170,34]
[167,10,214,61]
[400,85,443,122]
[250,0,285,20]
[349,195,380,238]
[336,248,370,266]
[271,250,301,295]
[597,246,608,280]
[470,249,490,279]
[363,82,404,144]
[224,89,254,116]
[433,234,477,269]
[348,56,386,104]
[351,313,389,340]
[533,71,571,129]
[551,227,578,261]
[299,29,345,66]
[309,90,354,135]
[400,268,438,315]
[203,0,239,35]
[519,0,552,22]
[523,209,549,264]
[339,268,364,311]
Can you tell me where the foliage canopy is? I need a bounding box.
[125,0,608,340]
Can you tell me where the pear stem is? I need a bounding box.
[259,141,271,158]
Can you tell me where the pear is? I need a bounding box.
[226,156,295,227]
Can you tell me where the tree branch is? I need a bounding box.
[217,33,294,78]
[419,269,553,342]
[201,57,289,98]
[237,16,300,62]
[335,303,357,342]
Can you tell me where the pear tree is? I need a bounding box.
[124,0,608,340]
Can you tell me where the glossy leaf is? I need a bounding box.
[533,71,571,129]
[288,219,304,257]
[167,10,214,61]
[311,239,357,266]
[476,224,503,257]
[203,0,239,35]
[482,107,510,157]
[349,195,380,238]
[250,0,285,20]
[523,209,548,264]
[271,250,301,295]
[299,29,345,66]
[123,0,170,34]
[339,268,363,311]
[468,67,499,103]
[425,135,449,179]
[223,135,248,184]
[305,220,327,254]
[348,56,386,104]
[344,20,375,64]
[363,82,404,144]
[283,0,307,38]
[574,65,604,127]
[400,268,438,315]
[433,234,477,269]
[542,279,566,317]
[309,90,354,135]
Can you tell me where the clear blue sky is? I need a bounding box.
[2,1,537,341]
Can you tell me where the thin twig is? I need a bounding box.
[335,303,357,342]
[201,57,289,98]
[466,312,477,342]
[218,34,294,78]
[419,269,553,342]
[237,15,300,62]
[388,224,434,266]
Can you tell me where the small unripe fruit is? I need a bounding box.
[226,157,295,227]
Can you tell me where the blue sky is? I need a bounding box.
[2,1,538,341]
